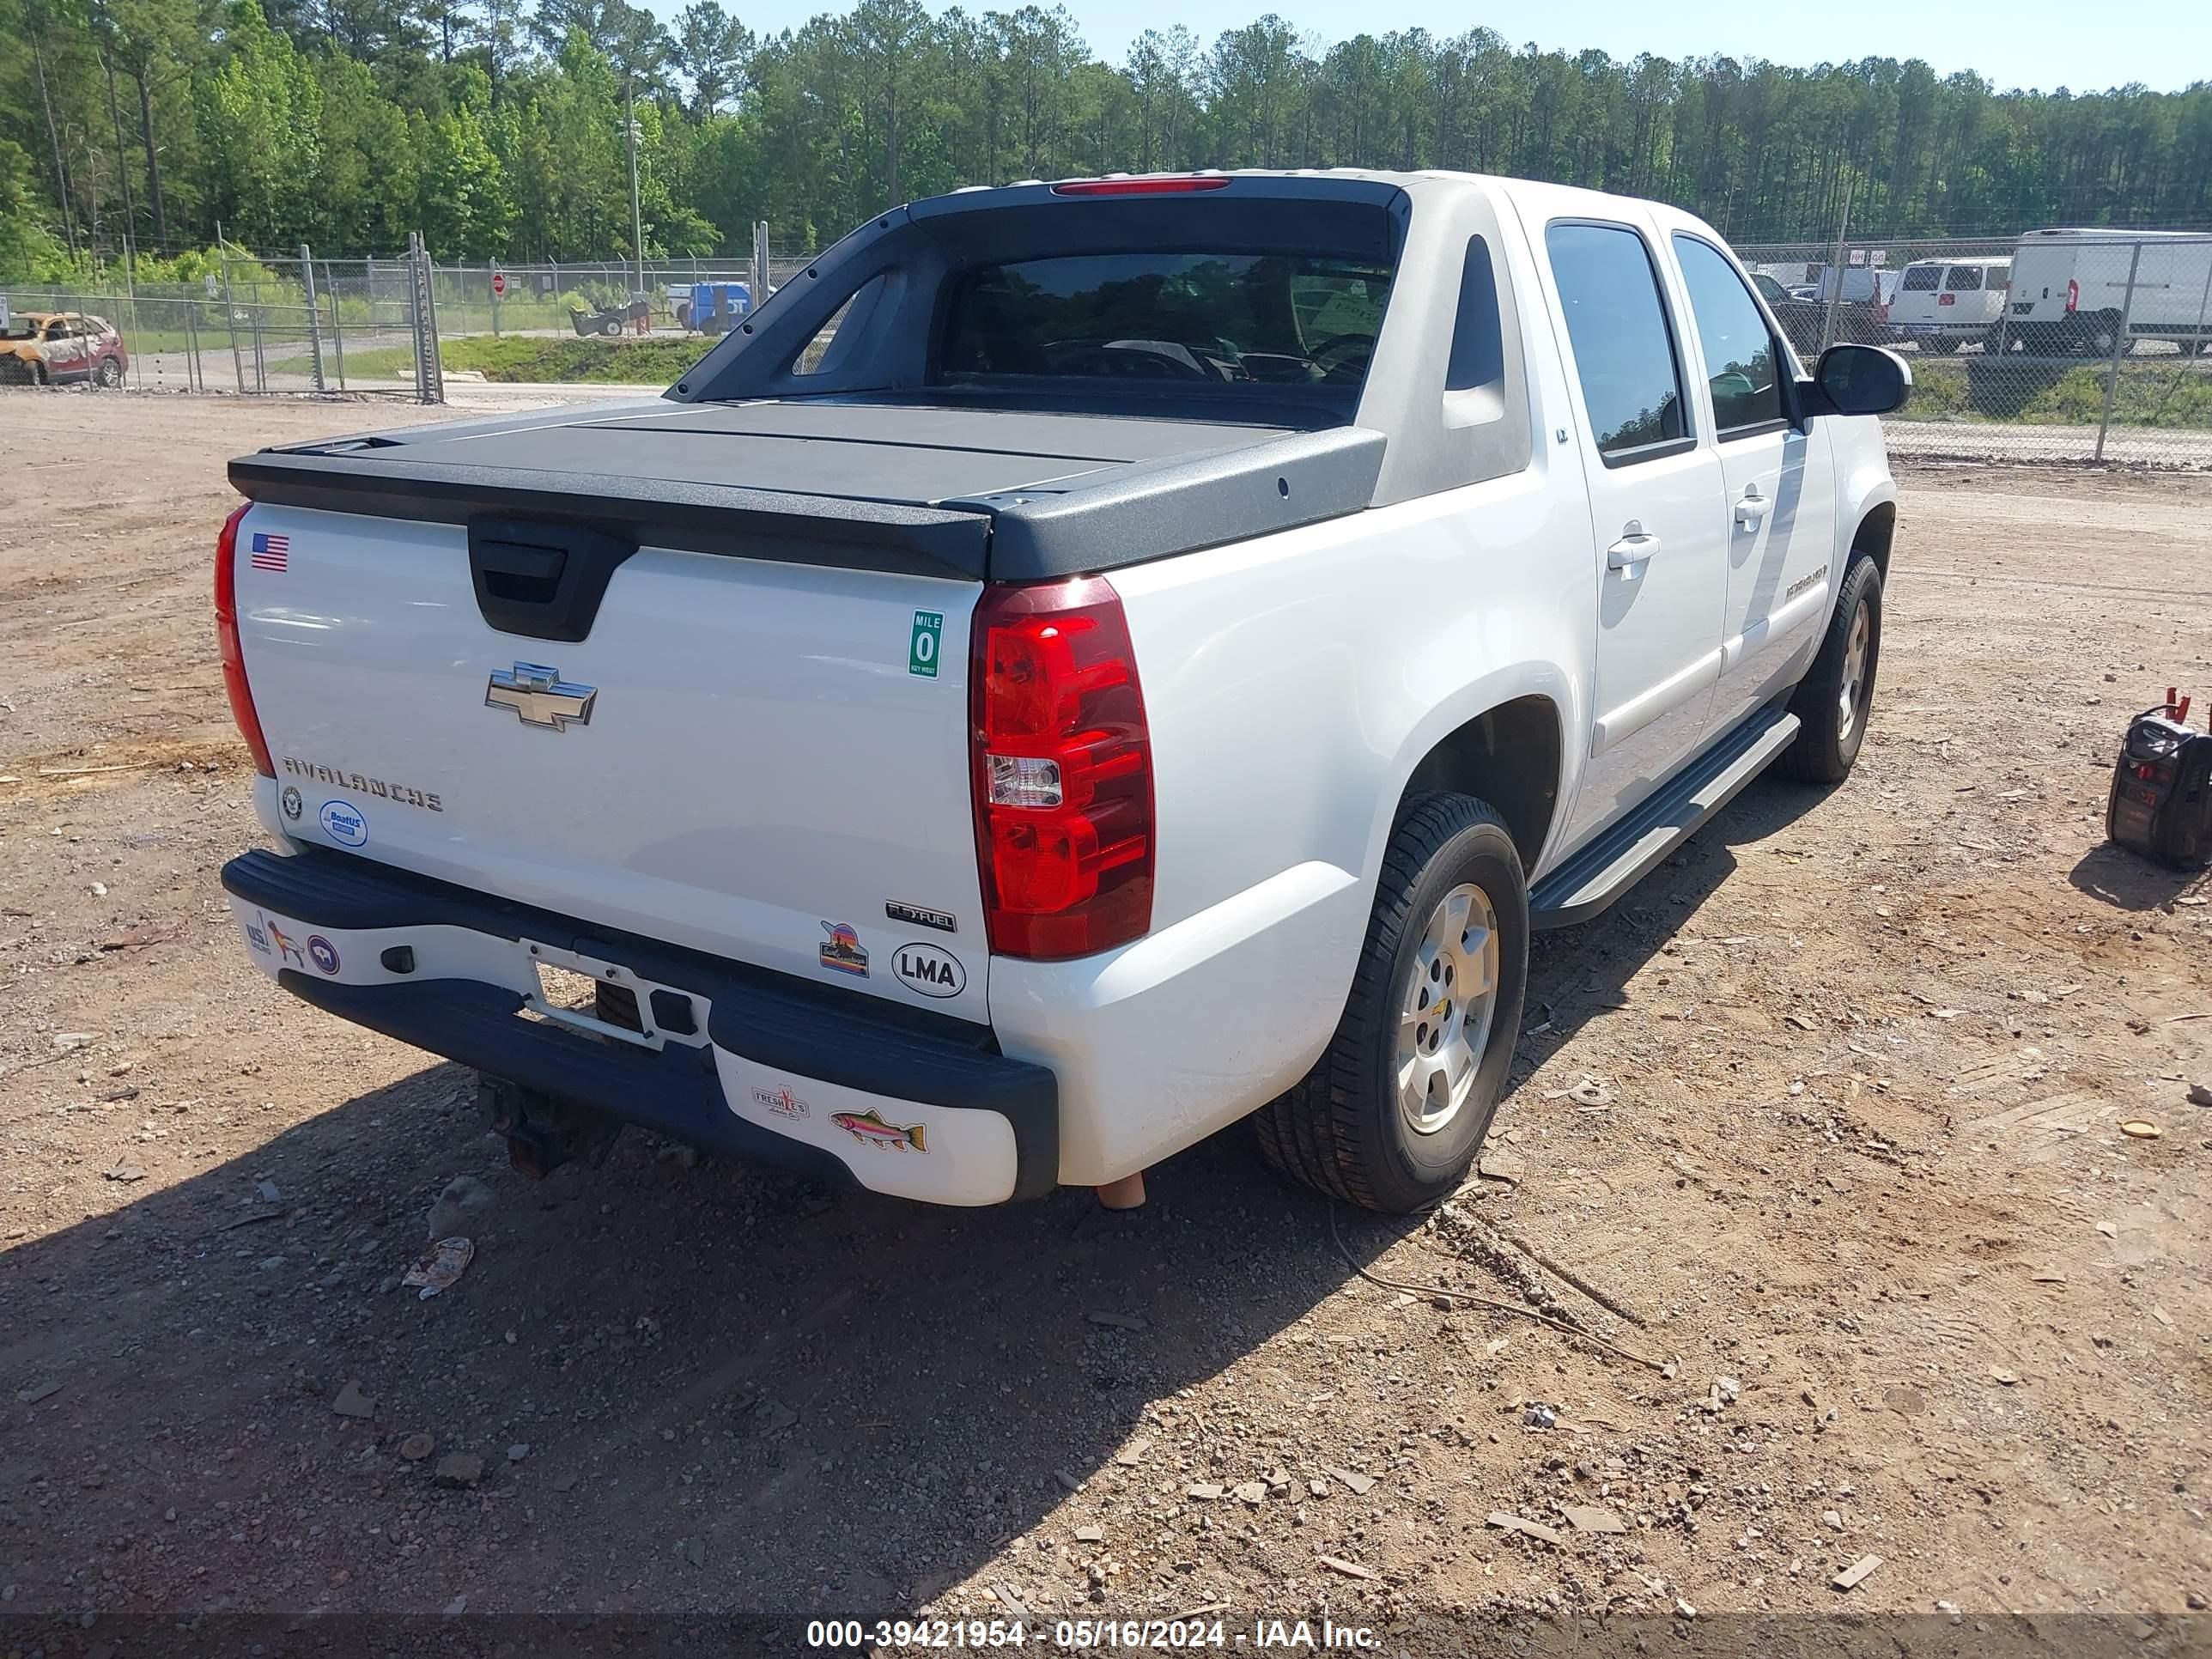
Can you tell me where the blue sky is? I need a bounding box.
[644,0,2207,94]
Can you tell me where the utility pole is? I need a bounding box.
[1820,168,1856,355]
[625,79,646,304]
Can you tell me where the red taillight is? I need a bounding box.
[2066,278,2080,313]
[969,577,1154,960]
[1049,176,1231,197]
[215,501,275,778]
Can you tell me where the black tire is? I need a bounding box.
[1778,554,1882,784]
[600,318,622,337]
[2073,313,2120,357]
[1256,793,1529,1214]
[94,356,122,387]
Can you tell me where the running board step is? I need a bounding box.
[1531,704,1802,930]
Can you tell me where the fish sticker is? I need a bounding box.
[830,1109,927,1154]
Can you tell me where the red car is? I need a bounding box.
[0,311,130,386]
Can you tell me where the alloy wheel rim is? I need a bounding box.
[1396,882,1501,1137]
[1838,601,1870,744]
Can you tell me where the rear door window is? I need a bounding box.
[1544,222,1689,464]
[935,252,1395,399]
[1901,265,1943,292]
[1944,265,1984,291]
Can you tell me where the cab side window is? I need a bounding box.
[1545,222,1688,465]
[1670,235,1785,435]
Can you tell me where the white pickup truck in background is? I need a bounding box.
[217,170,1908,1216]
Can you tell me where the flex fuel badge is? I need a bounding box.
[908,610,944,678]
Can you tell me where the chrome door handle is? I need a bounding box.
[1607,523,1662,570]
[1735,486,1768,529]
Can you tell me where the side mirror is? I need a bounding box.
[1804,343,1912,417]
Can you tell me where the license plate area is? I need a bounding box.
[520,939,672,1050]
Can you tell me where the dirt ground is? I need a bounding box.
[2,391,2209,1645]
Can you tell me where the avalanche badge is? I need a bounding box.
[830,1109,927,1153]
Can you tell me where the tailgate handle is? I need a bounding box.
[468,520,637,643]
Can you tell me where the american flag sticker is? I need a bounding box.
[249,532,289,573]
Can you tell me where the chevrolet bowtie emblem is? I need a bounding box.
[484,662,597,731]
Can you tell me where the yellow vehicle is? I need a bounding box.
[0,311,129,386]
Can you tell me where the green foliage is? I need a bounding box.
[422,101,516,258]
[3,0,2209,276]
[193,0,325,247]
[0,137,70,279]
[443,331,709,380]
[316,331,707,381]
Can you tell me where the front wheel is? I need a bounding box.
[1257,793,1529,1214]
[94,356,122,387]
[1778,555,1882,784]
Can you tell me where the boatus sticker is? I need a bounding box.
[908,610,944,678]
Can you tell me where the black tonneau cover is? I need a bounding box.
[230,398,1385,582]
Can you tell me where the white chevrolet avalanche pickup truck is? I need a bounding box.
[217,171,1908,1215]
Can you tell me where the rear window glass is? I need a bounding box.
[934,252,1395,394]
[1901,265,1943,291]
[1944,265,1984,291]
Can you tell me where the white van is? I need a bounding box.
[2005,228,2212,356]
[1888,258,2009,353]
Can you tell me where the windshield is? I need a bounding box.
[935,252,1395,394]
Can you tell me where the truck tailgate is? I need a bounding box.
[237,501,993,1021]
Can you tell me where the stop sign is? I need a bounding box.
[489,270,507,299]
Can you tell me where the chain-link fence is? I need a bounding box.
[1739,232,2212,466]
[1,225,802,403]
[1,240,444,399]
[9,221,2209,469]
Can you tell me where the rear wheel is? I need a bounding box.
[1256,793,1528,1214]
[1779,555,1882,784]
[2074,313,2121,356]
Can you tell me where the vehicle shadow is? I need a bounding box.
[1512,775,1836,1079]
[2065,841,2209,912]
[0,1052,1437,1621]
[0,780,1830,1624]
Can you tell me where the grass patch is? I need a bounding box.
[442,334,708,384]
[266,332,712,386]
[1899,358,2212,428]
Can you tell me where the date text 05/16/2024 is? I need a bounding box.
[804,1620,1380,1650]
